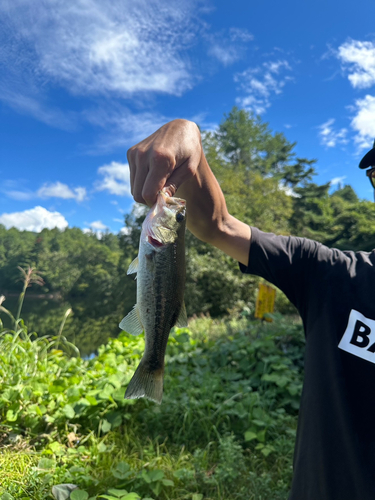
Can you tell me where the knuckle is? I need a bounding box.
[133,192,145,204]
[135,148,147,161]
[185,162,195,176]
[151,148,174,169]
[142,187,155,205]
[127,147,136,163]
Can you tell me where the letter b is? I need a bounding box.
[350,320,371,348]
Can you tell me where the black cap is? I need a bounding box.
[359,139,375,169]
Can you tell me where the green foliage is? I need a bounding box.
[1,106,373,356]
[0,312,303,500]
[291,182,375,251]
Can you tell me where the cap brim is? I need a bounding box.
[359,148,375,169]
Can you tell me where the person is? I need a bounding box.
[127,119,375,500]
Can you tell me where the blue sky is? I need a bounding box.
[1,0,375,234]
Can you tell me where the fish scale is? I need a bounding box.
[119,190,187,404]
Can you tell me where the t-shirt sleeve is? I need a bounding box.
[239,227,351,315]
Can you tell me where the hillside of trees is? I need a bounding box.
[1,107,375,356]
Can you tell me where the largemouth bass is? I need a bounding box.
[119,190,187,404]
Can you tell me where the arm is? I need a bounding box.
[127,119,251,266]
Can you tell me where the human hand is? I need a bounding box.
[127,119,202,207]
[127,118,251,265]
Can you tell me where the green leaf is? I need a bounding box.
[192,495,203,500]
[51,484,78,500]
[111,387,126,401]
[121,494,140,500]
[49,441,64,454]
[107,411,122,428]
[85,395,98,406]
[261,445,275,457]
[112,462,131,480]
[252,419,267,427]
[147,470,164,482]
[161,479,174,487]
[38,458,55,470]
[70,491,89,500]
[98,442,107,453]
[101,419,111,433]
[244,430,257,442]
[150,483,161,497]
[107,490,128,498]
[1,494,15,500]
[63,404,75,419]
[6,409,18,422]
[141,470,152,484]
[257,430,266,443]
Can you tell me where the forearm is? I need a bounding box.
[176,151,251,266]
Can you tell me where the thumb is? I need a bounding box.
[163,157,197,197]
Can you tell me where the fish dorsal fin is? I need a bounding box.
[119,305,144,336]
[176,302,188,328]
[127,256,139,275]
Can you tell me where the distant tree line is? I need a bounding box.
[1,107,375,354]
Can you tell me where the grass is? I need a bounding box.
[0,283,304,500]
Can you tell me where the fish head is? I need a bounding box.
[142,189,186,247]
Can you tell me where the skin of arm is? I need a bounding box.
[127,119,251,266]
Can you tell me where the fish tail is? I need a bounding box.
[125,358,164,405]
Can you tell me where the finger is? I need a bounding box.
[164,157,196,197]
[142,149,176,206]
[127,148,136,194]
[132,151,149,205]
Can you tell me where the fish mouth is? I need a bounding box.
[159,189,186,206]
[148,235,164,248]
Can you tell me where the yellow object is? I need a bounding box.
[255,283,276,321]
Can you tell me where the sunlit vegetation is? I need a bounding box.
[1,107,373,499]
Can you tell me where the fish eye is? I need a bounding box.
[176,212,184,223]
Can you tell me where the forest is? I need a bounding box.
[1,108,374,499]
[1,108,374,356]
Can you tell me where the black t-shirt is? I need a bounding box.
[240,227,375,500]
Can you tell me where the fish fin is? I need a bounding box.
[176,302,188,328]
[119,305,144,335]
[125,359,164,404]
[127,256,139,275]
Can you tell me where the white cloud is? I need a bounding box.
[96,161,131,196]
[207,27,253,67]
[132,202,148,218]
[120,226,131,235]
[350,95,375,149]
[278,182,300,198]
[5,181,87,202]
[83,219,108,238]
[318,119,348,148]
[89,220,107,231]
[86,107,169,150]
[235,60,292,114]
[0,206,68,231]
[338,40,375,89]
[330,176,347,186]
[37,182,87,202]
[208,45,242,66]
[6,190,34,201]
[229,27,253,43]
[0,0,199,110]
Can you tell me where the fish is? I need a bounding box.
[119,189,187,404]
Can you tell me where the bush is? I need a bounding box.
[0,311,304,500]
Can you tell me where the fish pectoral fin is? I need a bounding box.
[127,256,139,275]
[176,302,188,328]
[119,305,144,336]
